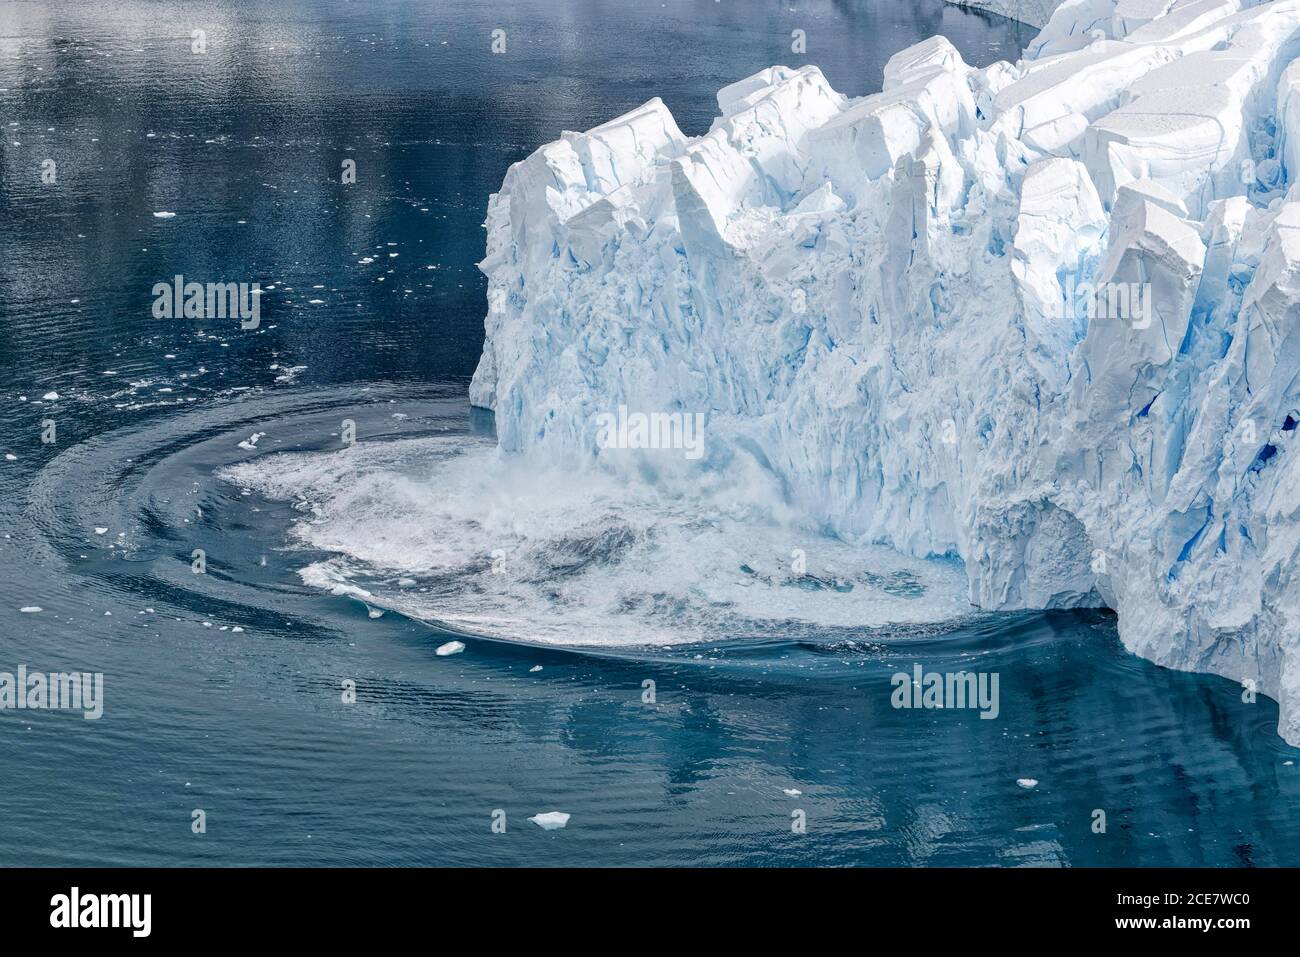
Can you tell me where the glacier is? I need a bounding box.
[469,0,1300,744]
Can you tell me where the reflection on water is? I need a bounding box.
[0,0,1034,401]
[2,386,1299,867]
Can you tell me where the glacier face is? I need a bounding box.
[470,0,1300,743]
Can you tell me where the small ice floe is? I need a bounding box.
[435,640,465,657]
[42,391,59,400]
[529,811,570,830]
[152,211,176,219]
[397,577,416,587]
[4,454,15,461]
[529,665,543,673]
[94,527,108,535]
[231,626,244,633]
[783,788,802,797]
[1016,778,1039,789]
[328,582,372,600]
[19,606,42,613]
[308,299,325,305]
[365,605,384,619]
[237,432,265,451]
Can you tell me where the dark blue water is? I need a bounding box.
[3,0,1299,867]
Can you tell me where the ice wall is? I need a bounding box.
[470,0,1300,743]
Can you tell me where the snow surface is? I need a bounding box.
[471,0,1300,744]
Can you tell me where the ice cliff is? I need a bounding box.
[470,0,1300,744]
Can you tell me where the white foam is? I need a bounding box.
[220,435,974,647]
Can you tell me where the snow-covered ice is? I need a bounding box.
[470,0,1300,744]
[435,640,466,656]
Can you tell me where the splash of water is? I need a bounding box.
[220,434,974,646]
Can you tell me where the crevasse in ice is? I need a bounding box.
[470,0,1300,743]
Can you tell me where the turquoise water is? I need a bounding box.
[3,0,1299,867]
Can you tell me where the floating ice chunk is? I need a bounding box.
[529,811,570,830]
[783,788,802,797]
[42,391,59,400]
[435,640,465,656]
[237,432,266,451]
[1017,779,1039,789]
[19,606,42,613]
[529,665,543,672]
[328,583,372,602]
[152,211,176,219]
